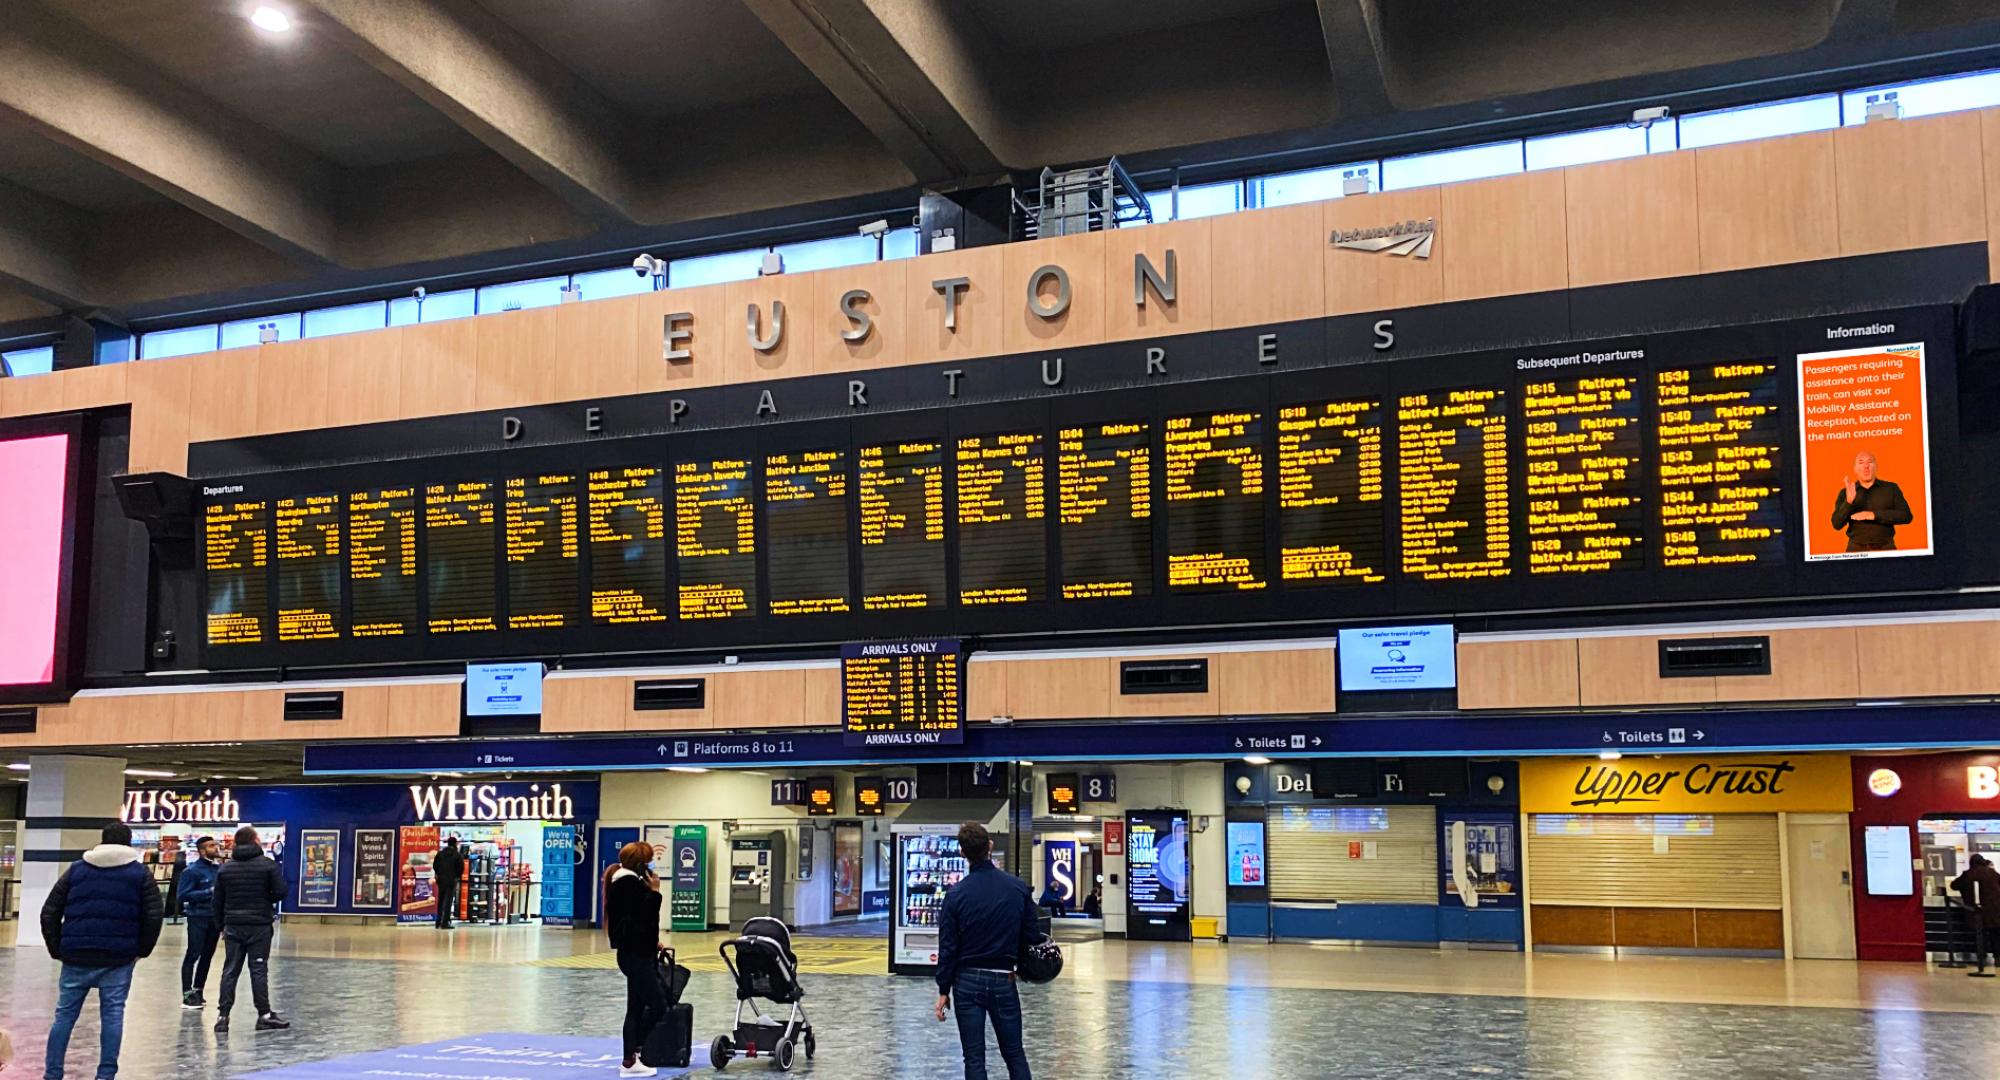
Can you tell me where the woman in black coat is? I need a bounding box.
[605,841,665,1077]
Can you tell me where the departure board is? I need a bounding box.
[275,493,341,642]
[504,473,579,630]
[1165,410,1267,592]
[1277,399,1387,585]
[1398,387,1511,581]
[586,467,667,625]
[425,481,498,634]
[1523,375,1644,574]
[859,440,947,611]
[1057,420,1153,600]
[676,457,757,620]
[204,499,269,646]
[956,431,1046,605]
[1656,362,1785,567]
[766,448,851,615]
[348,487,417,638]
[841,639,963,746]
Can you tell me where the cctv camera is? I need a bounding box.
[858,219,891,238]
[411,286,426,302]
[633,254,663,278]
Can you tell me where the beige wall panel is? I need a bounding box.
[0,704,63,748]
[634,284,730,392]
[1210,202,1325,329]
[1109,654,1219,718]
[1855,620,2000,698]
[171,691,240,744]
[1695,131,1839,272]
[127,358,194,474]
[1458,639,1581,710]
[387,681,463,738]
[809,258,909,374]
[802,666,840,729]
[1102,217,1213,340]
[1003,230,1108,354]
[1578,635,1716,707]
[710,668,807,731]
[255,339,332,434]
[1324,187,1443,315]
[0,371,64,417]
[1565,152,1700,287]
[475,306,559,410]
[903,245,1006,365]
[725,273,817,385]
[1983,110,2000,282]
[1006,658,1114,720]
[1712,626,1859,703]
[966,662,1009,724]
[1441,169,1569,302]
[332,685,392,740]
[187,348,263,443]
[59,363,129,412]
[1218,649,1336,715]
[543,675,625,734]
[398,319,479,419]
[323,333,403,428]
[553,295,643,403]
[1835,110,1986,256]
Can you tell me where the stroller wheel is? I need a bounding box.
[804,1033,815,1060]
[774,1038,795,1072]
[710,1035,733,1070]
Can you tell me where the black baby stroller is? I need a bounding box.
[710,916,814,1071]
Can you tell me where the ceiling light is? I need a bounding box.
[125,768,177,778]
[1598,750,1622,762]
[1243,756,1271,766]
[4,763,28,772]
[1018,760,1034,767]
[249,5,292,34]
[666,766,709,774]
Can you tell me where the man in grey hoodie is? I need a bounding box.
[39,822,164,1080]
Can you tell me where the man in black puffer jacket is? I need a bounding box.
[40,821,163,1080]
[211,826,291,1033]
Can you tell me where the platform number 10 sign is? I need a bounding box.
[1084,775,1117,803]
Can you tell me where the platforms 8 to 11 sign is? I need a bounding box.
[841,638,964,747]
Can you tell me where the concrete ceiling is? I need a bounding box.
[2,0,2000,336]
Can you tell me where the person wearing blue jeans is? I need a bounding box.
[39,822,164,1080]
[933,822,1039,1080]
[177,836,223,1008]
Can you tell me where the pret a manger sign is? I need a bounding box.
[1520,754,1853,814]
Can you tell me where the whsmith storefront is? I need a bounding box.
[120,779,599,926]
[1520,754,1853,958]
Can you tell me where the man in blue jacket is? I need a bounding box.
[40,822,165,1080]
[933,822,1039,1080]
[177,835,222,1009]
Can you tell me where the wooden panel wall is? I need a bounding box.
[0,682,461,750]
[1529,905,1784,951]
[1457,639,1580,710]
[1855,620,2000,697]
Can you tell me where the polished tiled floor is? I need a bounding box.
[6,921,2000,1077]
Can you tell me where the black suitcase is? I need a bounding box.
[641,1002,694,1068]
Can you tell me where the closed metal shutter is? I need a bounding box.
[1526,813,1781,908]
[1265,804,1438,903]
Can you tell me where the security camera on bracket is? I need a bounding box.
[632,253,667,290]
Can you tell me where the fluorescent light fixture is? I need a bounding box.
[124,768,177,778]
[249,5,292,33]
[4,763,28,772]
[1243,756,1272,766]
[1019,760,1034,767]
[1598,750,1622,761]
[666,766,709,774]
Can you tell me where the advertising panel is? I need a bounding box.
[353,828,396,909]
[1044,839,1079,903]
[0,430,73,695]
[1798,342,1932,561]
[466,662,545,716]
[1124,809,1191,941]
[833,823,863,917]
[1519,754,1853,814]
[670,825,707,931]
[397,825,440,923]
[541,824,576,926]
[1337,624,1455,691]
[1225,821,1265,888]
[298,829,339,909]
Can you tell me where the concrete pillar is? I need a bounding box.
[16,754,125,949]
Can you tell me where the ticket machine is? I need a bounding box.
[728,832,788,924]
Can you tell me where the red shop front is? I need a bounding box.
[1850,752,2000,961]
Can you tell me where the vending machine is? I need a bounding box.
[890,823,966,976]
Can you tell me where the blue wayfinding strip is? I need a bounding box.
[303,702,2000,776]
[238,1032,710,1078]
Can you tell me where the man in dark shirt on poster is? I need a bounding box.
[1830,450,1913,552]
[933,823,1039,1080]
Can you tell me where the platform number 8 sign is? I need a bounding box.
[1084,775,1116,803]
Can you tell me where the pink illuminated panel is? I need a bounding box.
[0,433,71,687]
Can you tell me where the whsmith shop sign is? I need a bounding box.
[1519,754,1853,815]
[122,781,591,825]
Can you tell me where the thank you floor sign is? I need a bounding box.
[239,1033,708,1078]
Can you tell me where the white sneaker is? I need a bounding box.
[617,1064,656,1078]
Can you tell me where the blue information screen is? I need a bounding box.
[1337,624,1455,691]
[466,662,544,716]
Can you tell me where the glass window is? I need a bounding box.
[1,345,54,377]
[476,276,567,314]
[1844,69,2000,124]
[1525,124,1651,171]
[773,233,878,274]
[220,313,300,350]
[1382,140,1523,190]
[1254,162,1379,206]
[569,266,655,302]
[1172,180,1244,220]
[302,301,386,339]
[1144,189,1175,222]
[669,247,765,288]
[1677,94,1840,149]
[883,226,919,261]
[139,324,220,360]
